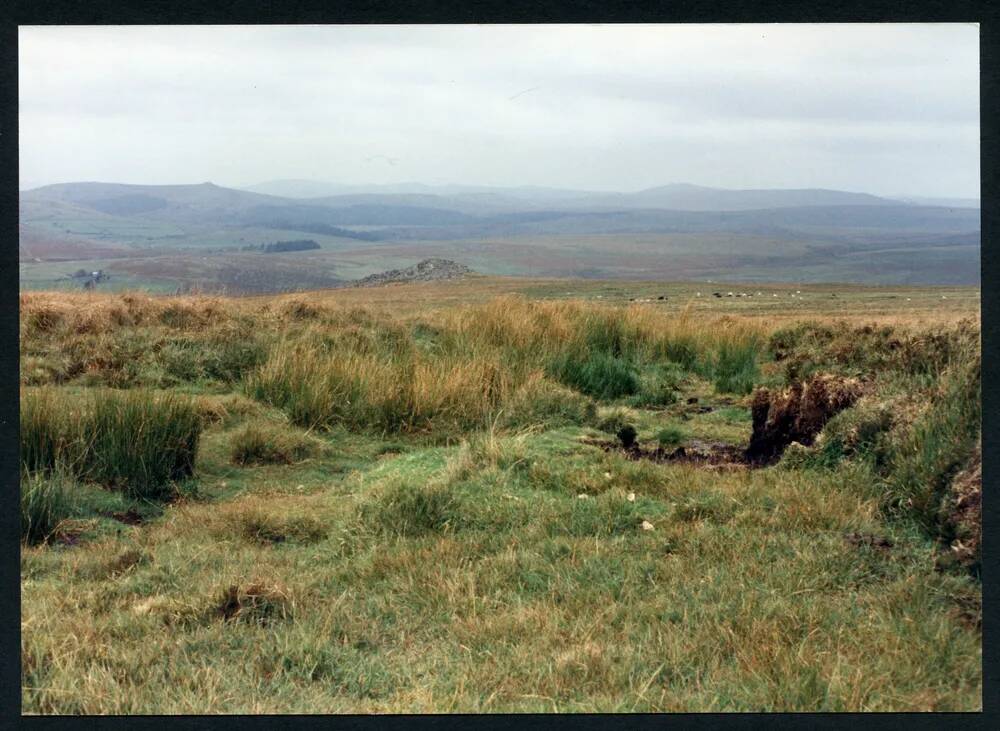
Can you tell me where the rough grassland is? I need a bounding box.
[19,280,981,713]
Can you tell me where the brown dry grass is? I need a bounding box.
[19,279,982,713]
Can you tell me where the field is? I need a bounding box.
[19,279,981,713]
[18,233,982,294]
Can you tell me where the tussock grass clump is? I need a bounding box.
[661,334,701,370]
[20,292,266,388]
[501,373,597,429]
[712,336,763,395]
[158,302,212,329]
[445,417,534,484]
[20,387,202,499]
[201,328,272,384]
[230,423,318,465]
[160,327,271,385]
[656,425,687,448]
[881,353,981,530]
[24,303,69,333]
[246,340,523,434]
[20,466,78,545]
[811,400,896,470]
[596,408,631,435]
[229,507,327,545]
[192,396,231,426]
[546,350,639,400]
[361,480,460,536]
[216,581,294,625]
[446,295,765,389]
[20,387,87,476]
[627,363,683,407]
[768,319,980,383]
[87,391,201,499]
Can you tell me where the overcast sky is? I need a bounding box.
[19,24,980,197]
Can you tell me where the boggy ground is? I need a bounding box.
[19,282,981,713]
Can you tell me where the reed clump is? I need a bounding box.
[20,387,203,499]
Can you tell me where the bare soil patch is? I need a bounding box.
[844,532,894,552]
[109,509,145,525]
[582,436,747,468]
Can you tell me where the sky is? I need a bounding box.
[18,24,980,198]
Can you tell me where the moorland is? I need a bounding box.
[19,181,980,293]
[19,277,981,713]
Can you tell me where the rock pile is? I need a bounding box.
[353,258,473,287]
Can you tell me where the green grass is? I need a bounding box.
[361,479,461,537]
[230,423,318,466]
[547,350,639,400]
[20,418,981,712]
[710,337,762,395]
[18,290,981,713]
[656,424,687,448]
[20,387,203,500]
[20,466,79,545]
[881,354,981,529]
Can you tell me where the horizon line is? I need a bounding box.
[18,178,982,202]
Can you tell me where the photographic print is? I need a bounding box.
[18,23,981,713]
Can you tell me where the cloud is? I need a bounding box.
[18,23,979,197]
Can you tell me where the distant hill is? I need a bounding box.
[19,180,981,292]
[556,183,902,212]
[243,180,902,212]
[243,179,604,202]
[23,181,281,217]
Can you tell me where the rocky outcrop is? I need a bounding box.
[353,258,473,287]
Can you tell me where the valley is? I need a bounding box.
[19,181,981,293]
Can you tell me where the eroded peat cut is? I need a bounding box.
[746,374,862,465]
[581,435,747,468]
[582,373,862,469]
[937,445,982,576]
